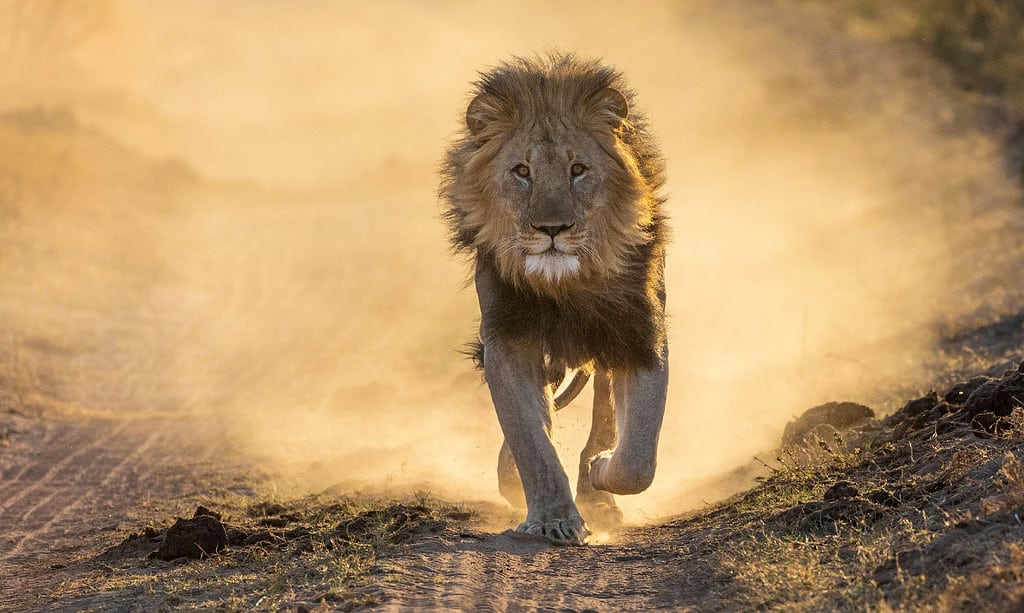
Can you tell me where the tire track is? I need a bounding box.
[0,421,128,515]
[0,421,68,498]
[0,422,135,562]
[0,416,223,610]
[1,427,162,562]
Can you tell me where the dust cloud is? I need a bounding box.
[2,1,1020,521]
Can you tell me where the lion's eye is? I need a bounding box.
[513,164,531,179]
[570,163,588,178]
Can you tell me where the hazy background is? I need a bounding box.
[2,0,1021,521]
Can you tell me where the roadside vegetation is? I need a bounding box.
[804,0,1024,104]
[701,362,1024,610]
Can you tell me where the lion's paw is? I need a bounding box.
[516,513,590,546]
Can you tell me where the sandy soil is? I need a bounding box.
[2,1,1024,611]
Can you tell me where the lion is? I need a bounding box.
[441,53,669,545]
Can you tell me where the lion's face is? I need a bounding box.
[452,86,653,295]
[488,123,613,284]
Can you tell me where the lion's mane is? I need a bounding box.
[440,53,669,371]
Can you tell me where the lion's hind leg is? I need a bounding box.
[497,438,526,509]
[576,367,624,529]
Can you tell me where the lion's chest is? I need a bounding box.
[485,277,663,370]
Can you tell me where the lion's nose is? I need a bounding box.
[533,222,575,238]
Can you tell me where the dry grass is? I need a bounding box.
[685,363,1024,611]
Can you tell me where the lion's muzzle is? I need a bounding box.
[532,222,575,238]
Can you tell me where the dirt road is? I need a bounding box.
[2,1,1024,610]
[370,526,727,611]
[0,418,228,606]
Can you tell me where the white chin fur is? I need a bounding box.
[524,253,580,283]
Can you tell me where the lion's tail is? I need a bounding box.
[553,364,594,410]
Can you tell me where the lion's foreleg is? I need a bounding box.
[483,338,587,545]
[589,354,668,496]
[575,367,623,527]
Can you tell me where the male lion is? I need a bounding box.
[441,54,668,545]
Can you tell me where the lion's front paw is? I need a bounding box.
[516,512,590,546]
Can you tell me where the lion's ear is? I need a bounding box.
[590,87,629,127]
[466,93,502,135]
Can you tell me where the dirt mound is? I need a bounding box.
[782,401,875,446]
[112,501,449,563]
[155,507,228,561]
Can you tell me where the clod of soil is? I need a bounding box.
[884,360,1024,439]
[193,505,222,521]
[958,365,1024,435]
[156,508,229,561]
[782,401,875,445]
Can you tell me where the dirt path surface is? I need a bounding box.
[2,1,1024,611]
[371,528,719,611]
[0,418,227,607]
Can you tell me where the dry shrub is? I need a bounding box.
[981,451,1024,515]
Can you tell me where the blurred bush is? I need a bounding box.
[803,0,1024,103]
[917,0,1024,99]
